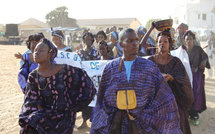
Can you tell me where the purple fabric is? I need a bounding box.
[19,65,96,134]
[90,57,182,134]
[187,45,208,113]
[188,45,209,70]
[149,56,193,134]
[191,69,206,112]
[46,39,58,62]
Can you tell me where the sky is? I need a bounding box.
[0,0,186,25]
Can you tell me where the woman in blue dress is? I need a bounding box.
[15,33,44,93]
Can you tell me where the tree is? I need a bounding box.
[212,6,215,14]
[46,6,78,27]
[145,18,161,30]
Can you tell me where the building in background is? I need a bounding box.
[172,0,215,29]
[171,0,215,40]
[77,18,142,33]
[19,18,50,39]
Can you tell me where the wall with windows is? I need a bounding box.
[186,0,215,29]
[171,0,215,29]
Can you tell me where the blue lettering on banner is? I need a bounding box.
[56,52,71,59]
[91,75,102,88]
[66,53,70,59]
[73,54,79,61]
[90,62,99,70]
[60,52,64,58]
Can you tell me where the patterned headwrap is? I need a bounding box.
[111,31,118,40]
[39,38,58,62]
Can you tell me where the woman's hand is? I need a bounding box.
[199,60,207,69]
[14,52,24,61]
[150,21,155,30]
[164,73,174,82]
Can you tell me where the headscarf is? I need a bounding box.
[176,23,188,35]
[39,38,58,62]
[111,31,118,40]
[136,25,147,35]
[51,30,65,41]
[183,30,196,40]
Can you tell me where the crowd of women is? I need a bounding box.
[14,21,211,134]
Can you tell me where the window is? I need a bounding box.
[202,14,207,20]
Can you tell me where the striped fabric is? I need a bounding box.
[149,56,193,134]
[90,57,182,134]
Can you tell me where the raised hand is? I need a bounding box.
[14,52,24,61]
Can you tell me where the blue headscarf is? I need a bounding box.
[111,31,118,40]
[51,30,65,41]
[137,25,146,35]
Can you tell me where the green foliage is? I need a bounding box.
[45,6,78,27]
[145,18,161,30]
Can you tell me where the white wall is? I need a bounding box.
[172,0,215,29]
[187,0,215,29]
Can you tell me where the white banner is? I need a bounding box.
[55,51,110,107]
[54,50,193,107]
[80,60,110,107]
[171,46,193,87]
[55,51,81,68]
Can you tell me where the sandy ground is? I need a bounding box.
[0,44,214,134]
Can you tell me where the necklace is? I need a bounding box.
[36,69,49,90]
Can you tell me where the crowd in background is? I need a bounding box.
[14,21,215,134]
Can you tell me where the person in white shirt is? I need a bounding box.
[52,30,73,52]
